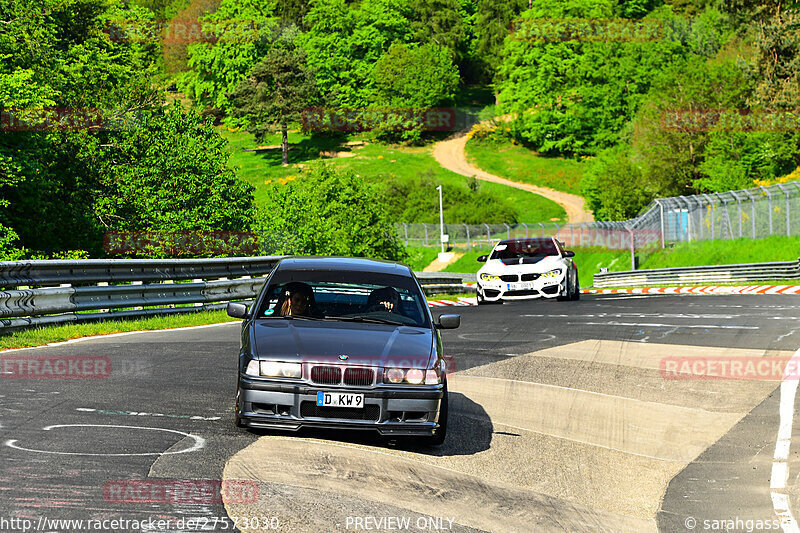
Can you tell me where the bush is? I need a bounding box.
[256,164,407,261]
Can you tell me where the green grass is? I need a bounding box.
[465,139,586,195]
[404,247,441,271]
[0,310,237,351]
[220,127,567,223]
[638,235,800,270]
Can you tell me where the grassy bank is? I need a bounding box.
[0,310,237,351]
[465,139,585,195]
[220,128,567,223]
[638,235,800,269]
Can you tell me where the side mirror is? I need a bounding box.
[563,250,575,258]
[227,302,250,319]
[477,255,488,262]
[436,314,461,329]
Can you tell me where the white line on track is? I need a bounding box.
[771,347,800,532]
[0,321,239,353]
[4,424,205,456]
[572,321,759,330]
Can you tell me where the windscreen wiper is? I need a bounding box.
[334,316,407,326]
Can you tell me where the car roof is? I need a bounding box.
[275,256,412,276]
[496,237,556,246]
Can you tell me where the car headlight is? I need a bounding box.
[384,367,442,385]
[541,269,563,278]
[245,360,302,379]
[480,273,500,282]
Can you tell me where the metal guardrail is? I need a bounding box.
[593,258,800,288]
[0,258,473,330]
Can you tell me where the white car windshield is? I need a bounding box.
[490,239,559,262]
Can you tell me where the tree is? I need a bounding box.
[473,0,527,82]
[228,41,317,165]
[256,165,407,261]
[407,0,469,64]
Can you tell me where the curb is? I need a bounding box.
[583,285,800,295]
[428,297,477,307]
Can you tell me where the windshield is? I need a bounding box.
[490,239,559,261]
[256,270,429,328]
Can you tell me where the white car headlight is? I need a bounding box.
[246,360,302,379]
[541,269,563,278]
[480,273,500,282]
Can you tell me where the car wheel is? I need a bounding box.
[234,383,245,428]
[476,289,487,306]
[424,382,448,446]
[571,275,581,301]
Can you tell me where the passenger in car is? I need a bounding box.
[366,287,401,313]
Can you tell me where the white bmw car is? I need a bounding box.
[476,237,580,304]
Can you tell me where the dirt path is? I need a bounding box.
[432,133,594,223]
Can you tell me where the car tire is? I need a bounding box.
[556,276,571,301]
[424,383,448,446]
[570,275,581,301]
[234,383,245,428]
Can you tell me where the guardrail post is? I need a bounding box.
[463,224,470,251]
[762,186,774,235]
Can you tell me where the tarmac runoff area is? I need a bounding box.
[223,340,790,533]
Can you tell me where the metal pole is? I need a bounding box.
[522,223,528,238]
[701,194,715,241]
[761,186,773,236]
[539,223,545,237]
[422,223,428,247]
[484,223,490,244]
[656,200,665,248]
[463,224,470,251]
[730,191,743,238]
[403,223,408,246]
[436,185,444,253]
[628,228,635,270]
[778,183,791,236]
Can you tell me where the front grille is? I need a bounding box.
[300,401,380,421]
[344,367,374,386]
[521,273,540,281]
[311,366,342,385]
[499,275,519,282]
[505,289,540,296]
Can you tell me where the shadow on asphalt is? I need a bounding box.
[241,393,494,458]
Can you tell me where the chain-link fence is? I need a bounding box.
[397,181,800,267]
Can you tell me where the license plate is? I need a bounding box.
[316,391,364,408]
[510,282,535,290]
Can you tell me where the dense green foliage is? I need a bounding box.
[256,165,407,260]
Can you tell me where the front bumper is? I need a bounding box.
[238,377,444,436]
[478,276,565,301]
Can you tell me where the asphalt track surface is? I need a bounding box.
[1,293,800,533]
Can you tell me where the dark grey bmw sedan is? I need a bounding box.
[226,257,460,445]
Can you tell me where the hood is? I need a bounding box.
[251,320,434,368]
[479,255,563,276]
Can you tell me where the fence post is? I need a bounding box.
[554,223,560,242]
[702,194,715,241]
[778,183,791,237]
[730,191,743,238]
[627,228,635,270]
[761,186,774,235]
[402,223,408,246]
[522,223,528,238]
[463,224,470,251]
[484,223,490,245]
[503,223,510,240]
[743,190,756,238]
[422,223,428,247]
[539,223,545,237]
[655,200,665,248]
